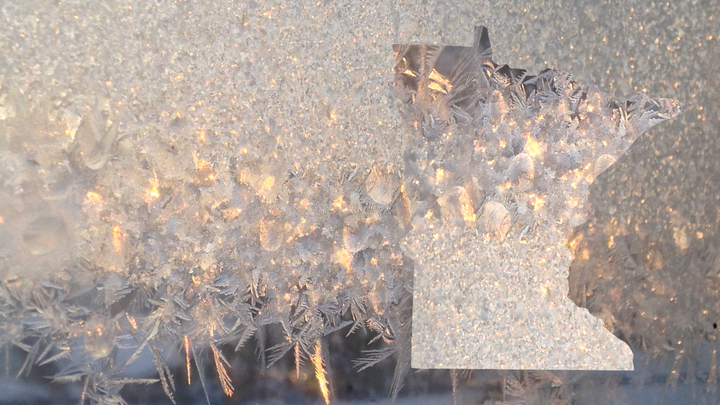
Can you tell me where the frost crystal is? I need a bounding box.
[0,4,692,401]
[395,26,689,370]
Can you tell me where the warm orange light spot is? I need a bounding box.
[459,190,476,225]
[525,134,543,157]
[112,225,124,254]
[428,81,448,94]
[85,191,104,205]
[327,110,337,126]
[568,233,583,252]
[299,198,312,210]
[262,176,275,190]
[462,208,477,224]
[428,69,452,93]
[193,155,216,185]
[332,195,344,211]
[145,174,160,203]
[335,248,353,272]
[126,314,137,330]
[436,167,445,184]
[194,155,210,170]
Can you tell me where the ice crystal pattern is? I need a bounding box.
[0,25,688,403]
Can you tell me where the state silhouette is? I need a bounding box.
[395,26,688,370]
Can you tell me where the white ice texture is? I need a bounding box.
[0,13,688,403]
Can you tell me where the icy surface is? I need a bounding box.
[0,0,713,403]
